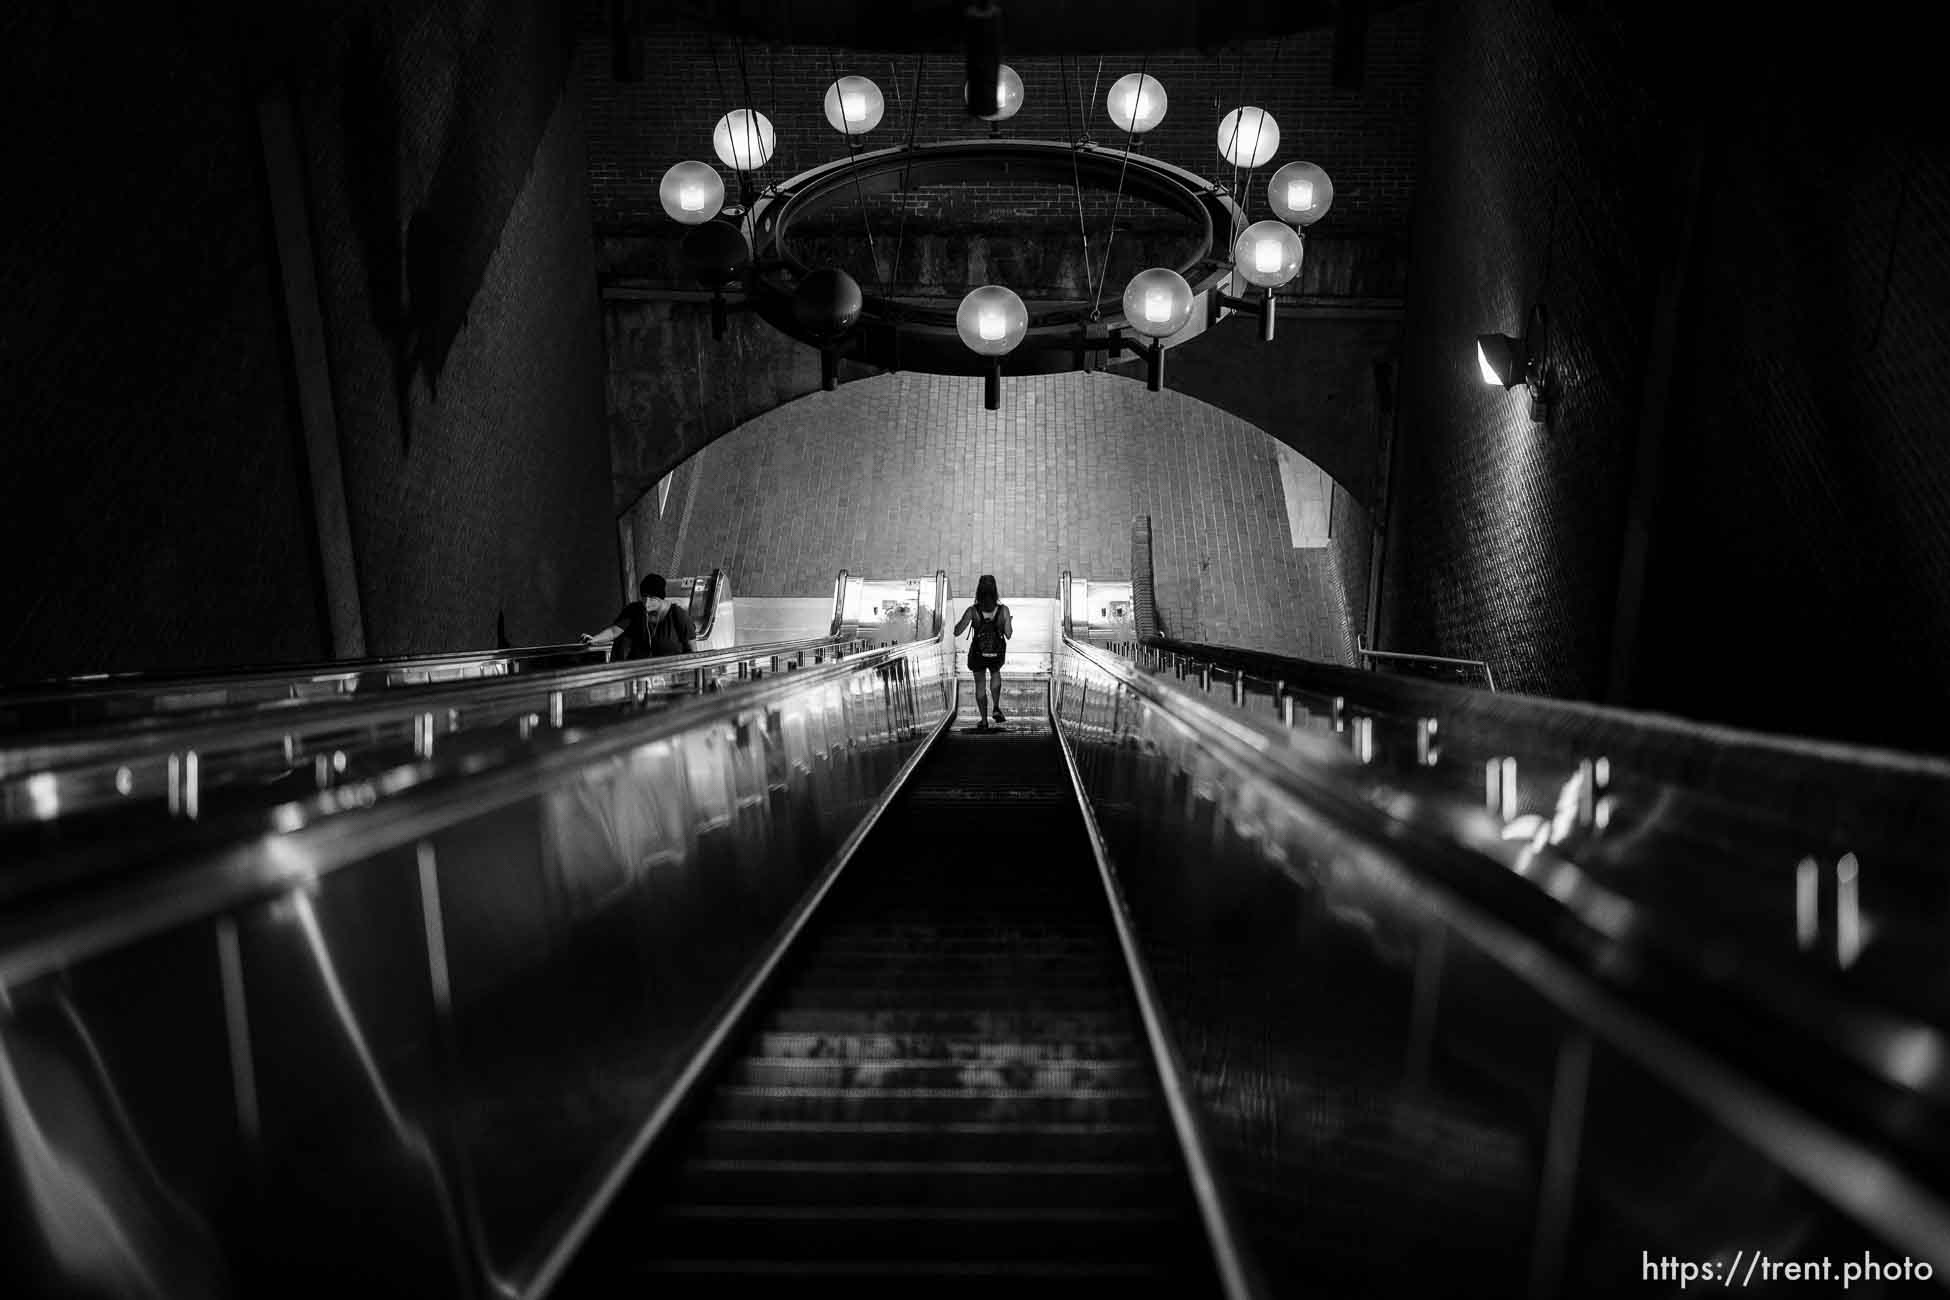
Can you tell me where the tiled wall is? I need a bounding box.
[629,372,1362,662]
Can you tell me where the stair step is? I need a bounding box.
[708,1086,1158,1124]
[727,1057,1145,1090]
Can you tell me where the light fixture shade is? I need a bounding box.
[955,285,1029,356]
[964,65,1024,121]
[682,218,752,289]
[794,268,864,341]
[1106,73,1168,134]
[1217,107,1280,168]
[659,161,726,225]
[1268,160,1333,226]
[1476,335,1522,387]
[823,76,885,136]
[1233,219,1303,289]
[711,108,776,171]
[1121,267,1193,338]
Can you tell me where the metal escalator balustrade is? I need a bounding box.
[1055,635,1950,1296]
[0,568,732,736]
[0,576,956,1300]
[555,691,1239,1293]
[1118,635,1950,1030]
[0,632,873,844]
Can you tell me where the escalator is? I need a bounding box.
[557,688,1226,1294]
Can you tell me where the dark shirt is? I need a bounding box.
[610,598,696,658]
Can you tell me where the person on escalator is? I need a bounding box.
[954,574,1012,731]
[582,573,696,660]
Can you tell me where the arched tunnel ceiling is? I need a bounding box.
[650,0,1419,54]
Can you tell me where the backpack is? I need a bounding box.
[648,602,688,656]
[971,606,1005,663]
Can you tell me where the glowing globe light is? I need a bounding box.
[658,161,725,226]
[1268,160,1334,226]
[1217,106,1280,168]
[822,76,886,136]
[712,108,776,171]
[964,65,1024,122]
[1232,220,1303,289]
[956,285,1028,356]
[1121,268,1193,339]
[1106,73,1168,134]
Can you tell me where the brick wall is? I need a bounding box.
[1381,0,1950,752]
[629,372,1361,662]
[0,4,325,681]
[292,0,618,653]
[1,0,623,681]
[578,7,1426,236]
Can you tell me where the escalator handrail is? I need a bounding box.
[524,663,958,1298]
[0,635,869,783]
[1046,674,1263,1300]
[0,641,599,707]
[0,631,951,991]
[1057,637,1950,1266]
[1140,634,1950,779]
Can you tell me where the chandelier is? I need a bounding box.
[656,56,1334,411]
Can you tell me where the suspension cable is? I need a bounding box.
[828,49,885,289]
[1059,54,1096,305]
[1089,52,1148,319]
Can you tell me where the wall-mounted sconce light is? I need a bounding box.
[1476,304,1551,422]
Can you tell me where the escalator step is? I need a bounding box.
[727,1057,1146,1089]
[688,1120,1171,1164]
[762,1008,1136,1035]
[745,1032,1143,1061]
[638,1203,1188,1260]
[708,1085,1157,1124]
[670,1158,1181,1208]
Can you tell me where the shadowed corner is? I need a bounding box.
[339,15,414,452]
[496,610,512,650]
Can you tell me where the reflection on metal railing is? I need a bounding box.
[1357,635,1498,691]
[0,636,879,845]
[1053,635,1950,1294]
[0,591,958,1299]
[1101,635,1950,1009]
